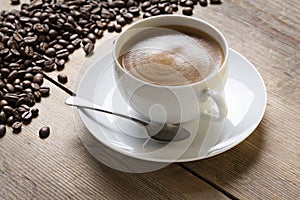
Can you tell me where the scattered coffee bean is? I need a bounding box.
[39,126,50,139]
[12,121,22,133]
[84,42,94,56]
[143,12,152,18]
[6,116,14,127]
[142,1,151,11]
[39,86,50,97]
[31,107,39,118]
[0,0,222,138]
[199,0,208,6]
[115,24,122,33]
[0,112,7,124]
[210,0,222,5]
[10,0,20,5]
[107,23,115,32]
[57,74,68,84]
[182,7,193,15]
[87,33,96,43]
[0,125,6,138]
[185,0,194,7]
[116,17,127,26]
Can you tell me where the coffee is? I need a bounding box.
[119,25,224,86]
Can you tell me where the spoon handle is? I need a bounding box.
[65,96,149,125]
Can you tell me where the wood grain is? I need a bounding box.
[1,0,300,199]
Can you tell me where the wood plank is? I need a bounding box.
[182,0,300,199]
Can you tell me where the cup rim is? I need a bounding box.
[113,15,229,88]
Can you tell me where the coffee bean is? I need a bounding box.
[16,97,27,107]
[0,125,6,138]
[24,36,37,44]
[107,23,115,32]
[32,66,42,73]
[23,80,32,88]
[142,1,151,11]
[13,31,23,42]
[56,59,65,71]
[20,104,30,111]
[82,38,91,46]
[94,29,104,38]
[199,0,208,6]
[151,8,161,16]
[12,121,22,133]
[4,93,18,103]
[6,116,14,126]
[34,23,48,33]
[143,12,152,18]
[57,73,68,84]
[67,44,75,53]
[128,7,140,16]
[33,91,42,102]
[3,106,14,115]
[180,0,187,6]
[165,6,173,14]
[84,42,94,56]
[210,0,221,5]
[6,84,15,92]
[45,48,56,57]
[87,33,96,43]
[70,34,79,41]
[22,111,32,121]
[71,38,82,47]
[116,16,127,26]
[192,0,198,5]
[123,12,134,22]
[0,112,7,124]
[0,100,8,109]
[11,49,20,56]
[32,73,44,85]
[11,0,20,5]
[39,86,50,97]
[24,46,34,57]
[115,1,126,8]
[182,7,193,15]
[12,110,21,122]
[39,126,50,139]
[185,0,194,7]
[0,48,9,56]
[31,107,39,118]
[115,24,122,33]
[152,0,160,4]
[56,50,69,60]
[31,83,40,91]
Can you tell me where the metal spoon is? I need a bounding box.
[65,96,190,142]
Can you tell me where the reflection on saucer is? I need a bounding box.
[225,79,254,126]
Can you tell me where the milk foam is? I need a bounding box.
[120,27,223,86]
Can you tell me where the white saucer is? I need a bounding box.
[76,49,267,163]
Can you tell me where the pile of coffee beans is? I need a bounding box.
[0,0,221,139]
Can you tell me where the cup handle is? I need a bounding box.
[201,89,227,121]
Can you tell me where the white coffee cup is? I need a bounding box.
[113,15,228,124]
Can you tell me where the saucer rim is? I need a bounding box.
[76,48,267,163]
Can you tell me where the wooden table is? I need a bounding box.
[1,0,299,199]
